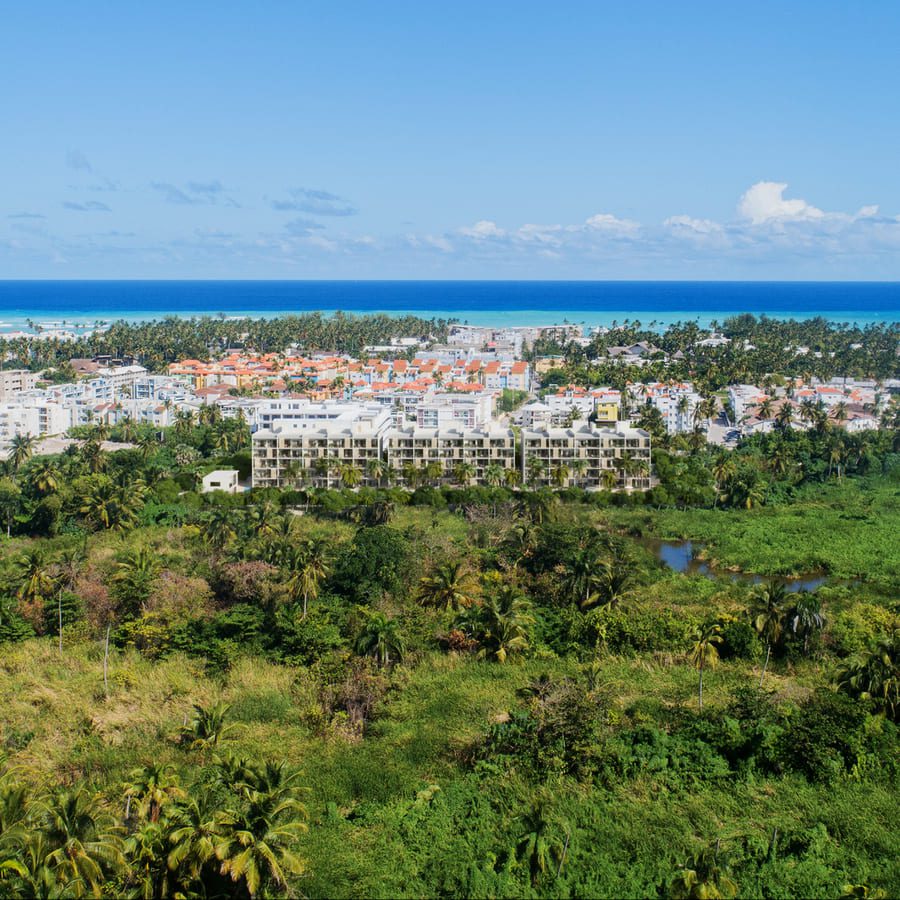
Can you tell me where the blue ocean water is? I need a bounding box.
[0,281,896,331]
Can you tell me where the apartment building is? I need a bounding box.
[385,423,515,483]
[252,402,394,488]
[0,400,72,446]
[0,369,39,399]
[520,423,652,490]
[630,382,702,434]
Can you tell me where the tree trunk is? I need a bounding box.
[698,666,704,710]
[58,590,63,655]
[760,642,771,686]
[103,624,111,697]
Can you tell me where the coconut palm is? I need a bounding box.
[15,548,56,622]
[514,795,568,886]
[27,459,61,496]
[751,582,788,685]
[338,463,362,489]
[166,793,221,886]
[354,610,405,667]
[366,457,386,486]
[786,592,826,655]
[36,787,125,899]
[124,764,184,824]
[466,584,534,663]
[417,560,478,611]
[550,463,570,488]
[690,623,723,710]
[285,539,331,618]
[503,467,522,488]
[112,546,159,617]
[600,467,617,492]
[484,463,505,488]
[181,701,237,752]
[836,631,899,721]
[213,782,308,898]
[8,434,36,471]
[203,506,236,552]
[453,461,476,486]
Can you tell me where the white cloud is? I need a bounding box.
[738,181,825,224]
[584,212,640,234]
[459,220,506,239]
[663,215,722,233]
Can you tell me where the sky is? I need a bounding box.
[2,1,900,280]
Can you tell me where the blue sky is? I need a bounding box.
[2,1,899,279]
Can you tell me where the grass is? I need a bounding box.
[603,476,900,584]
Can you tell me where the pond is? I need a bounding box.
[644,538,846,592]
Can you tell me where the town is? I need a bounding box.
[0,320,893,497]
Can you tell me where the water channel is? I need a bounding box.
[644,538,852,592]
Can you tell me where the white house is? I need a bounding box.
[201,469,241,494]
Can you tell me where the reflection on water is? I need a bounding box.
[646,538,840,592]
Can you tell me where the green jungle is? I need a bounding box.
[0,314,897,899]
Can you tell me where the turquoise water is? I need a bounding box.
[0,280,897,332]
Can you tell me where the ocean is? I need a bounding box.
[0,281,897,334]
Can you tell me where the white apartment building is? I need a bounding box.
[520,423,652,491]
[0,369,39,399]
[630,383,703,434]
[0,400,72,446]
[415,392,493,429]
[252,402,394,488]
[385,423,516,483]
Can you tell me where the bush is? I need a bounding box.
[781,689,867,781]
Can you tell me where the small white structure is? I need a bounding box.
[201,469,240,494]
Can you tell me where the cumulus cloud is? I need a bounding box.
[584,212,640,234]
[271,188,357,216]
[459,220,506,239]
[63,200,110,212]
[738,181,826,224]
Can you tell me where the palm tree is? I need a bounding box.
[525,455,547,487]
[8,433,36,471]
[286,539,331,618]
[338,463,362,489]
[203,506,236,552]
[466,584,534,663]
[836,630,899,721]
[600,467,617,492]
[775,402,794,431]
[484,463,505,488]
[787,592,826,655]
[452,461,476,486]
[36,787,125,899]
[28,458,61,496]
[690,623,723,710]
[503,467,522,488]
[514,794,568,886]
[166,793,221,886]
[550,463,570,488]
[181,701,237,752]
[417,560,478,611]
[213,780,308,898]
[124,764,184,824]
[15,548,56,625]
[113,546,159,617]
[751,582,788,685]
[366,457,386,486]
[354,610,405,667]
